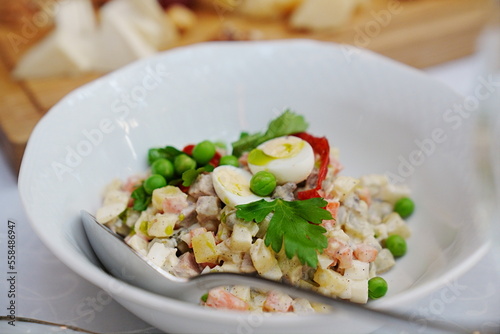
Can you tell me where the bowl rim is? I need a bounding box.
[18,39,489,323]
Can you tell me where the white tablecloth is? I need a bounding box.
[1,31,500,333]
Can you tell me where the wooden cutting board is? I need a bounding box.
[0,0,498,174]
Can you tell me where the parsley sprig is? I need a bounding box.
[236,198,331,268]
[231,110,308,157]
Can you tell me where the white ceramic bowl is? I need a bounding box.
[19,40,489,334]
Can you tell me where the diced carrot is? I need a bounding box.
[325,238,353,269]
[322,201,338,230]
[326,201,340,218]
[205,287,249,311]
[353,244,378,263]
[358,188,372,206]
[336,246,353,269]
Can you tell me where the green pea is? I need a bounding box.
[250,171,277,196]
[394,197,415,219]
[368,277,388,299]
[219,155,239,167]
[192,140,216,165]
[151,158,174,180]
[174,154,197,175]
[143,174,167,194]
[148,148,167,165]
[201,293,208,303]
[385,235,407,257]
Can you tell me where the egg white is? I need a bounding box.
[247,136,314,184]
[212,165,265,207]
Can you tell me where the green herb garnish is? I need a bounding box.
[235,198,331,268]
[131,185,152,211]
[231,110,308,157]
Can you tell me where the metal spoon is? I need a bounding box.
[81,210,472,333]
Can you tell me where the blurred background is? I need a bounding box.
[0,0,499,175]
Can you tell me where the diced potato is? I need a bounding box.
[96,203,125,224]
[343,260,369,280]
[230,285,251,303]
[249,239,279,275]
[255,214,272,239]
[103,189,129,206]
[96,189,130,224]
[374,224,388,241]
[261,263,283,281]
[310,302,333,313]
[317,254,334,269]
[147,212,178,237]
[383,213,411,239]
[297,279,317,291]
[361,235,382,252]
[374,248,395,274]
[215,223,231,242]
[216,240,243,265]
[147,242,177,268]
[332,176,360,201]
[239,221,260,237]
[192,231,219,264]
[369,262,377,279]
[350,279,368,303]
[219,261,240,273]
[326,228,350,242]
[229,223,253,252]
[277,252,303,284]
[126,234,148,256]
[134,211,152,238]
[344,214,374,240]
[103,178,123,193]
[281,262,303,284]
[292,298,315,313]
[149,236,177,249]
[359,174,389,189]
[250,292,267,310]
[316,286,333,297]
[337,280,352,300]
[313,268,350,296]
[380,184,411,204]
[152,185,188,212]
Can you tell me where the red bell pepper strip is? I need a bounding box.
[293,132,330,200]
[182,144,195,155]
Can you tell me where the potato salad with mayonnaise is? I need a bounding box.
[95,110,414,313]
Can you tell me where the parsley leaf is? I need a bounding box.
[231,110,308,157]
[236,198,331,268]
[131,185,151,211]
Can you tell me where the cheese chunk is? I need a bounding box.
[290,0,357,31]
[13,0,97,79]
